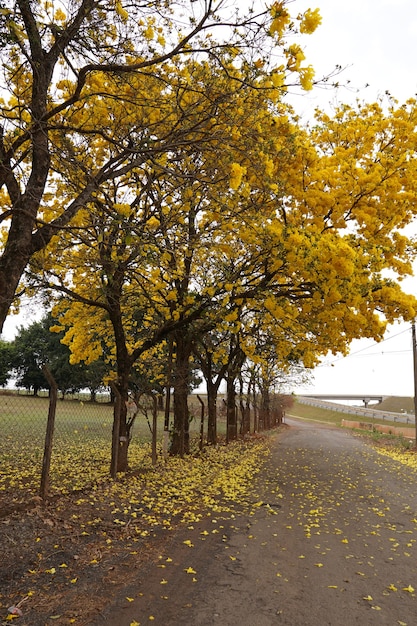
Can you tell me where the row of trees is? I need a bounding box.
[0,313,306,428]
[2,2,417,471]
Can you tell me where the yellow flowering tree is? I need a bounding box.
[28,50,305,464]
[0,0,322,333]
[33,94,417,464]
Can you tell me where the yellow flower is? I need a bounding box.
[54,8,67,22]
[300,8,322,34]
[115,0,128,21]
[146,216,160,229]
[299,66,315,91]
[229,162,246,190]
[270,2,290,38]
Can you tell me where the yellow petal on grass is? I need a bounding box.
[363,595,373,601]
[388,584,398,591]
[126,597,134,602]
[315,563,324,568]
[185,567,196,574]
[402,585,415,593]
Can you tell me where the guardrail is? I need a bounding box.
[297,396,414,424]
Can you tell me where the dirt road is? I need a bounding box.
[94,418,417,625]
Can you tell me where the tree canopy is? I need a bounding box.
[0,0,322,332]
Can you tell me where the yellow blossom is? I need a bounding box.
[300,8,322,34]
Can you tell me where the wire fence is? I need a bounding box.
[1,387,284,514]
[0,389,155,512]
[0,389,218,511]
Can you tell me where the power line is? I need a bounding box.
[317,326,412,368]
[351,349,411,357]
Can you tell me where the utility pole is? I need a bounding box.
[412,321,417,447]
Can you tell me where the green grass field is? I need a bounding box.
[0,393,224,502]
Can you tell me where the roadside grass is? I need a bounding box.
[0,435,272,624]
[374,396,415,414]
[363,429,415,450]
[289,400,403,429]
[288,402,346,425]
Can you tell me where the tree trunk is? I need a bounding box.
[241,398,251,435]
[226,375,237,442]
[40,365,58,499]
[152,395,158,465]
[261,386,271,431]
[110,370,131,473]
[206,380,218,445]
[170,330,192,456]
[198,350,226,446]
[253,388,259,433]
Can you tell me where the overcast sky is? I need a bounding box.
[290,0,417,111]
[291,0,417,397]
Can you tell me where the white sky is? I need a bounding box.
[289,0,417,111]
[3,0,417,396]
[290,0,417,397]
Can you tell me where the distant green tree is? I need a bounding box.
[83,360,109,402]
[0,339,13,387]
[43,317,86,399]
[10,313,108,398]
[11,320,50,395]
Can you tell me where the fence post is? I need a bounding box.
[110,382,121,479]
[197,395,205,451]
[40,365,57,500]
[152,395,158,465]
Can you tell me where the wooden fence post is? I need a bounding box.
[110,382,121,479]
[40,365,57,500]
[197,395,205,451]
[152,395,158,465]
